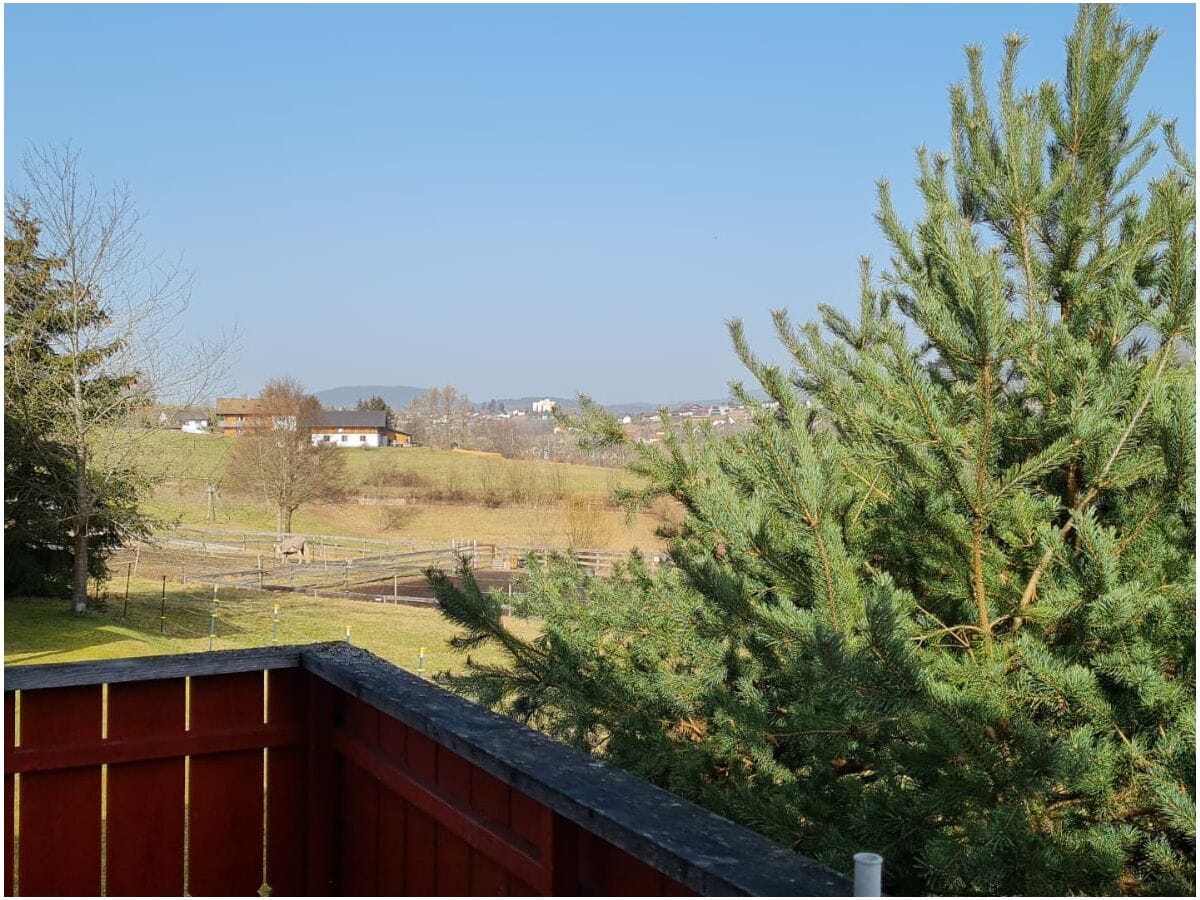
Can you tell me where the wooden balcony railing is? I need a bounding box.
[4,643,853,896]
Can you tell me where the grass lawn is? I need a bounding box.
[5,578,537,675]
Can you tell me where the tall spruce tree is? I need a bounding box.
[432,7,1194,895]
[4,204,137,598]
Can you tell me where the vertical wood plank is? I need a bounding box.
[550,812,581,896]
[509,790,553,896]
[305,674,338,896]
[17,685,103,897]
[337,695,380,896]
[5,692,14,898]
[188,672,264,897]
[584,833,668,896]
[404,728,438,896]
[106,679,186,896]
[469,766,511,896]
[434,745,472,896]
[266,668,307,898]
[376,716,409,895]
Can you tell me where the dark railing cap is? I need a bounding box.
[301,643,852,896]
[4,644,304,691]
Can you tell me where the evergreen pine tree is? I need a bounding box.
[433,8,1194,894]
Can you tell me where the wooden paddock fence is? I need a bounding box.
[118,529,651,607]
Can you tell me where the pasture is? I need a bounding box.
[129,431,665,549]
[4,577,539,674]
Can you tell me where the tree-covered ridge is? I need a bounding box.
[431,7,1195,895]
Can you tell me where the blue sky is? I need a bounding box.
[5,3,1195,404]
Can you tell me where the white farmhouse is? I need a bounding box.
[309,410,411,448]
[179,409,210,435]
[531,398,557,415]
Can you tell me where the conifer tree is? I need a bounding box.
[433,7,1194,894]
[4,203,139,598]
[6,146,229,611]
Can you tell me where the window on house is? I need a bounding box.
[341,435,347,442]
[359,435,367,442]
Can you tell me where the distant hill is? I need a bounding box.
[315,385,430,410]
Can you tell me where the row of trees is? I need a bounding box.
[5,147,228,612]
[432,7,1194,895]
[400,384,474,448]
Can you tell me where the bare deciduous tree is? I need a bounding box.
[6,144,232,612]
[226,377,348,534]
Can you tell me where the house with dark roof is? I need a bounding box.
[310,410,411,448]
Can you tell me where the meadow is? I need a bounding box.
[134,431,665,550]
[4,577,539,674]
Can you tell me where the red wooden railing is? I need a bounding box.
[4,644,853,897]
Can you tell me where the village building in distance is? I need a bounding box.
[310,410,411,448]
[215,397,270,435]
[214,398,410,447]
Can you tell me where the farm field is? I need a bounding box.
[4,578,539,674]
[128,431,665,550]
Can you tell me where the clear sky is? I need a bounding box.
[5,3,1195,404]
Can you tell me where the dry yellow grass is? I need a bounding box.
[137,432,665,551]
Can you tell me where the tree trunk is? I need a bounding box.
[282,507,293,534]
[71,459,90,614]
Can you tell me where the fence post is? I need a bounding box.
[272,603,280,644]
[393,575,398,597]
[417,646,426,677]
[208,587,219,651]
[854,853,882,897]
[123,563,132,617]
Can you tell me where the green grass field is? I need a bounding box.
[130,431,628,495]
[5,578,537,674]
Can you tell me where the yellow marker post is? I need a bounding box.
[208,586,219,651]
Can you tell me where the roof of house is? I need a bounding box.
[216,397,268,416]
[313,410,389,430]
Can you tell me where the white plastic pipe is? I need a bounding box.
[854,852,883,897]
